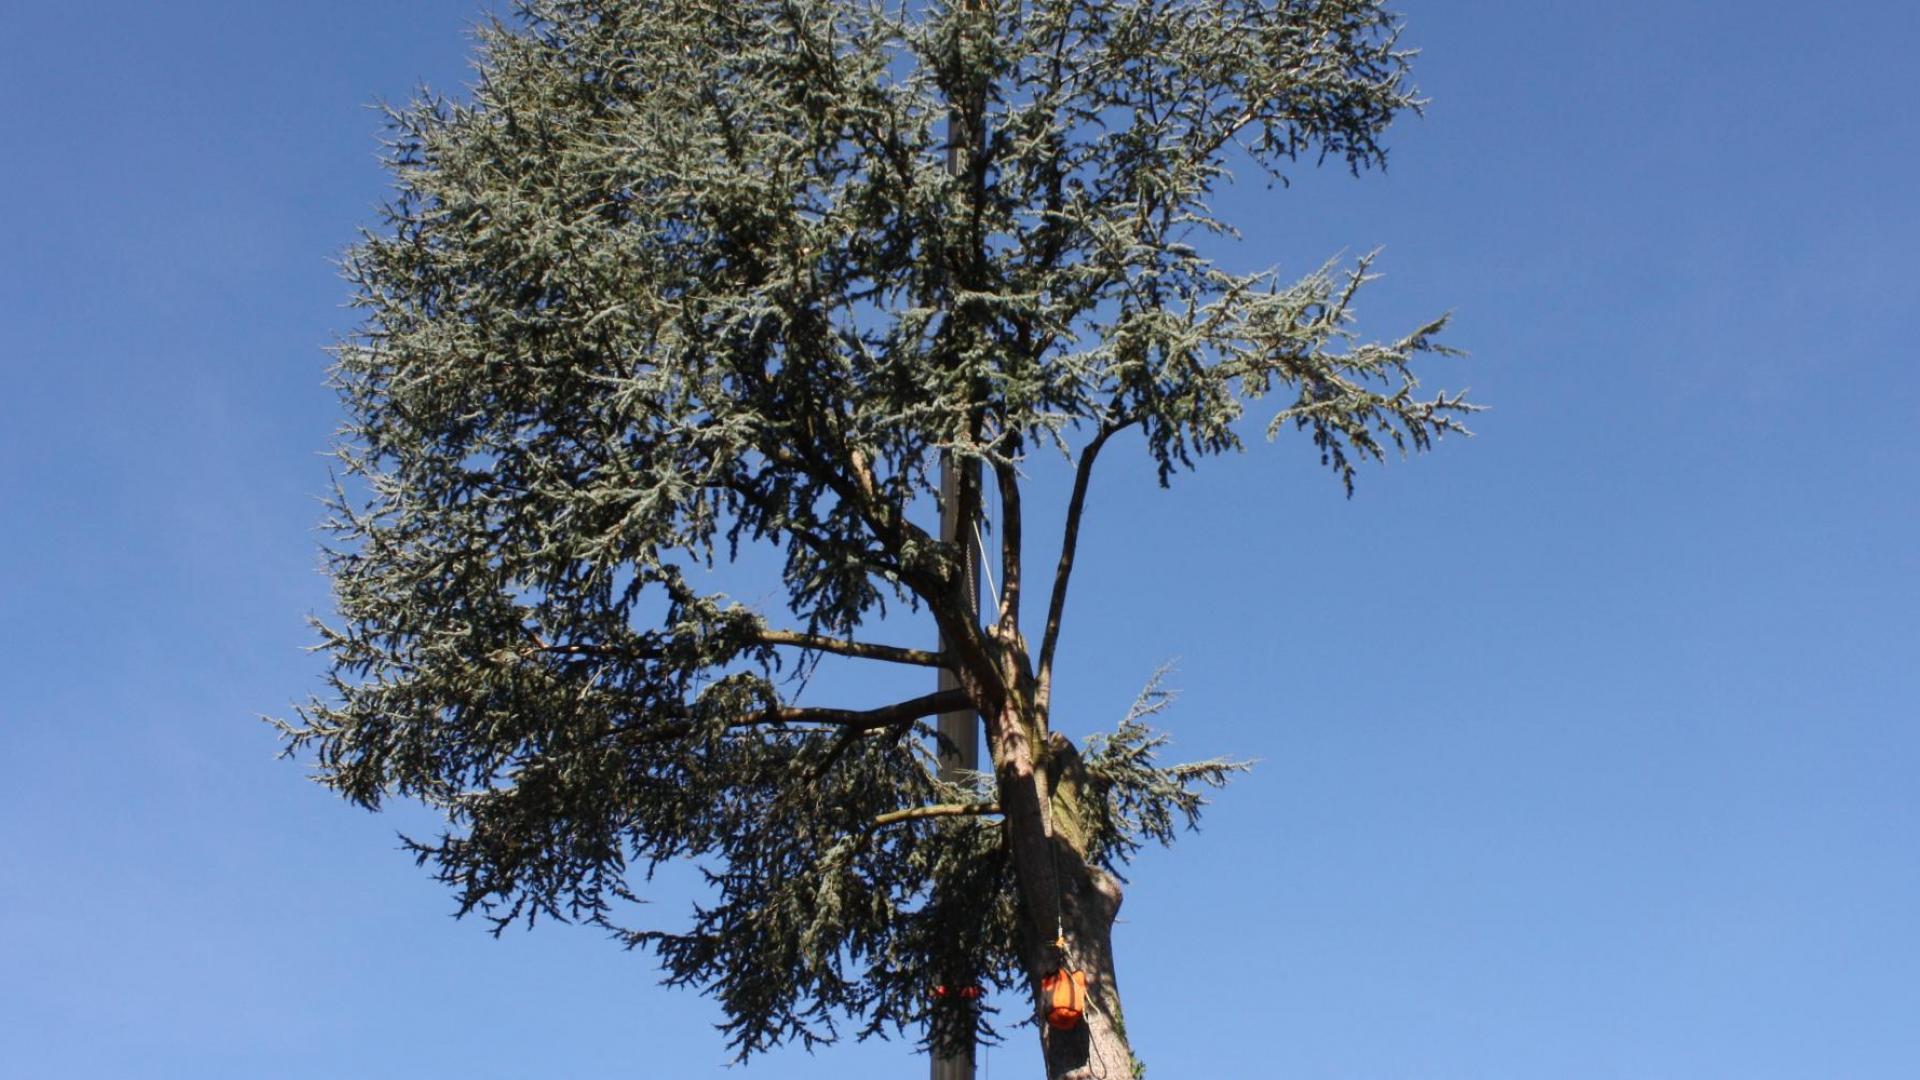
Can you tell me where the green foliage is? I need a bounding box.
[1081,669,1250,875]
[280,0,1470,1061]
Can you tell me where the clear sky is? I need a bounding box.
[3,2,1916,1077]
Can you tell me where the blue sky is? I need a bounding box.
[2,2,1916,1077]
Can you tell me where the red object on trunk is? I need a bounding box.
[1040,969,1087,1030]
[933,984,983,1000]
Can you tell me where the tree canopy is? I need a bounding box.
[280,0,1471,1072]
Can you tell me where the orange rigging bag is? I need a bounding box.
[1040,968,1088,1031]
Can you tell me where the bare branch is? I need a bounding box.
[992,456,1022,631]
[872,801,1001,828]
[1035,417,1134,713]
[754,688,972,733]
[526,630,943,670]
[615,688,972,747]
[756,629,946,668]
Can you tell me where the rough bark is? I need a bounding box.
[966,636,1137,1079]
[1031,835,1130,1080]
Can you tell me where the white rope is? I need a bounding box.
[972,517,997,618]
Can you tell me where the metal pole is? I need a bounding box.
[935,5,983,1074]
[935,461,981,784]
[932,456,980,1080]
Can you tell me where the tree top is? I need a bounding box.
[284,0,1471,1058]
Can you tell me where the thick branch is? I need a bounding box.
[871,801,1001,828]
[928,451,1002,708]
[1034,419,1132,714]
[993,455,1022,631]
[757,629,946,668]
[614,688,972,747]
[529,630,944,670]
[756,687,972,732]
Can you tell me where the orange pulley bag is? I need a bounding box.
[1040,968,1088,1030]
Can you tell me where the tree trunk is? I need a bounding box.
[980,680,1139,1079]
[1029,841,1132,1080]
